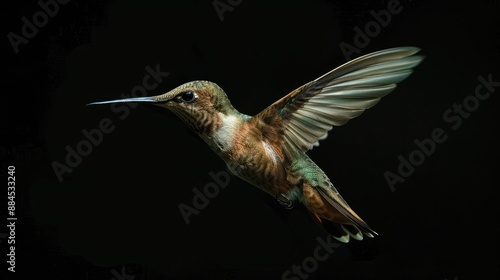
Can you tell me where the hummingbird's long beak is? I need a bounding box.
[86,96,160,106]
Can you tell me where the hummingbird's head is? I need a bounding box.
[88,80,237,135]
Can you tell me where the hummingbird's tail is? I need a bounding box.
[302,183,377,243]
[308,211,364,243]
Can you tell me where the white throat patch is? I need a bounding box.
[212,113,240,151]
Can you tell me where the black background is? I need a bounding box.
[1,0,499,279]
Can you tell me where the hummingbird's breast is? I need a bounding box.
[207,114,291,196]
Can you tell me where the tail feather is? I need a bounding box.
[321,217,365,243]
[308,211,350,243]
[302,182,377,243]
[342,224,363,241]
[315,187,378,238]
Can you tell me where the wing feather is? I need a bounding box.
[254,46,424,157]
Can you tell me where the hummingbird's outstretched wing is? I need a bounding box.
[254,47,423,241]
[255,46,424,158]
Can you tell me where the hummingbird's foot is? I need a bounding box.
[275,193,294,209]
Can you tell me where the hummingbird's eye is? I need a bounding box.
[179,91,196,102]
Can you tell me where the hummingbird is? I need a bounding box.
[89,47,423,243]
